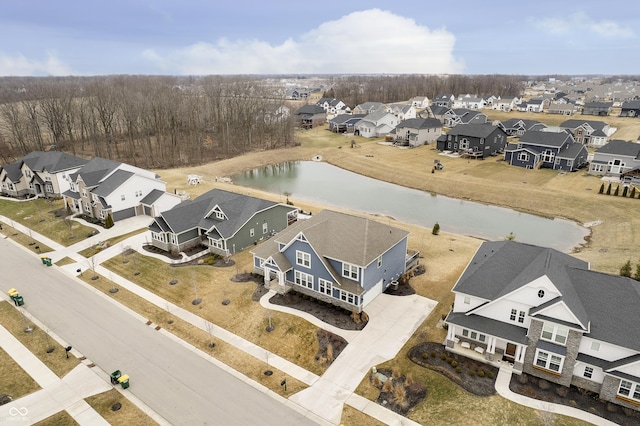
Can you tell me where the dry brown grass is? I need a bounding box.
[0,301,80,378]
[340,404,387,426]
[0,224,53,253]
[33,410,78,425]
[54,256,76,267]
[85,389,158,426]
[80,273,308,396]
[0,346,41,400]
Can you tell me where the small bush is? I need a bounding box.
[477,370,485,377]
[422,353,429,359]
[538,379,550,390]
[391,367,401,379]
[446,357,453,364]
[442,323,448,330]
[569,400,577,407]
[468,370,475,377]
[456,367,462,373]
[487,371,494,379]
[372,374,381,388]
[382,378,393,393]
[606,403,618,413]
[451,361,458,368]
[440,353,447,360]
[405,374,414,386]
[432,222,440,235]
[518,374,528,385]
[556,386,569,397]
[623,186,629,197]
[430,351,436,357]
[207,258,214,265]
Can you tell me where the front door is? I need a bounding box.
[504,343,516,362]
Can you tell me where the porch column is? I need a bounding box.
[263,266,270,287]
[485,337,496,361]
[514,345,522,362]
[278,271,284,289]
[516,345,526,363]
[447,324,456,341]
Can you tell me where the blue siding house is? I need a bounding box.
[251,210,411,312]
[504,130,588,171]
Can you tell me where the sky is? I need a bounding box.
[0,1,638,76]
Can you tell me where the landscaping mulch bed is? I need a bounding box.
[510,373,640,425]
[142,244,182,260]
[408,342,498,396]
[369,368,427,416]
[269,292,368,331]
[315,329,347,366]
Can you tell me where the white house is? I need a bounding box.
[354,110,399,138]
[445,241,640,414]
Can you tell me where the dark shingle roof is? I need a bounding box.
[69,157,122,185]
[594,140,640,157]
[621,100,640,110]
[556,143,587,160]
[396,118,442,130]
[140,189,165,205]
[91,169,134,197]
[296,105,325,115]
[446,312,528,344]
[559,119,608,131]
[583,101,613,109]
[1,162,22,182]
[22,151,87,173]
[446,123,501,139]
[519,130,571,148]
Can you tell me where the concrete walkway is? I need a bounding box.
[0,325,111,425]
[495,367,618,426]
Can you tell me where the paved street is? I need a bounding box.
[0,237,317,426]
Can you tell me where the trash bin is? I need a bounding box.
[110,370,122,385]
[45,258,52,267]
[41,256,48,265]
[14,295,24,306]
[7,288,18,298]
[118,374,130,389]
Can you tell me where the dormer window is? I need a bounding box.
[216,211,224,220]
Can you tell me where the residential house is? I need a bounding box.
[294,105,326,129]
[504,131,588,171]
[0,151,87,198]
[352,102,386,115]
[328,114,366,133]
[316,98,349,116]
[264,105,290,124]
[409,96,430,109]
[422,105,449,121]
[432,94,455,108]
[251,210,413,312]
[619,101,640,118]
[445,240,640,414]
[582,101,613,116]
[387,103,417,121]
[524,98,548,113]
[354,110,399,138]
[454,95,486,110]
[62,157,178,223]
[443,108,488,127]
[588,140,640,176]
[548,103,577,116]
[436,124,507,158]
[149,189,297,256]
[394,118,443,147]
[559,119,610,147]
[498,119,546,137]
[492,97,518,112]
[285,88,310,100]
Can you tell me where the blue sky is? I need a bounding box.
[1,1,638,76]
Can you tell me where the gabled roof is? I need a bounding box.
[140,189,166,205]
[329,114,366,124]
[91,169,134,197]
[69,157,122,186]
[621,100,640,109]
[594,140,640,158]
[559,119,608,131]
[355,101,385,111]
[21,151,88,173]
[295,105,325,115]
[450,109,486,123]
[555,142,587,160]
[429,105,449,116]
[396,118,442,130]
[446,123,502,139]
[362,109,393,123]
[519,130,572,148]
[1,162,22,183]
[434,94,454,101]
[153,189,286,237]
[583,101,613,108]
[501,118,543,130]
[255,209,408,268]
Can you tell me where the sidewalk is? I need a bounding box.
[0,325,111,425]
[495,367,618,426]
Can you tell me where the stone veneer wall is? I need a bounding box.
[292,283,361,312]
[570,375,602,394]
[599,375,640,412]
[522,319,581,387]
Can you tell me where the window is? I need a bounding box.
[262,223,268,234]
[121,194,126,201]
[377,256,382,268]
[294,271,313,289]
[296,251,311,268]
[210,239,223,249]
[216,211,224,220]
[462,329,469,337]
[84,202,91,212]
[541,323,568,345]
[463,295,471,304]
[535,349,564,373]
[250,228,255,237]
[541,150,555,162]
[517,152,529,161]
[583,366,593,379]
[518,311,526,323]
[82,189,87,197]
[538,289,545,298]
[342,263,359,281]
[590,342,600,351]
[318,279,332,295]
[619,380,632,397]
[510,309,517,321]
[339,290,356,305]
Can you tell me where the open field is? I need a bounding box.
[85,389,158,426]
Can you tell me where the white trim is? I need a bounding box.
[534,348,564,373]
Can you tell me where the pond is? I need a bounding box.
[231,161,589,252]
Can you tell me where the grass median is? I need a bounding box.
[85,389,158,425]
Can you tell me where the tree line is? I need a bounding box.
[0,75,295,168]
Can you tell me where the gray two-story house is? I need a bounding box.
[504,131,588,172]
[437,124,507,158]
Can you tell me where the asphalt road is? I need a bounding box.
[0,237,316,425]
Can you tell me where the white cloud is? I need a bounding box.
[534,12,634,38]
[143,9,464,74]
[0,52,74,76]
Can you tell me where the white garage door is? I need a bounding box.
[363,279,384,308]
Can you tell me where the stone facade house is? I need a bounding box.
[445,240,640,413]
